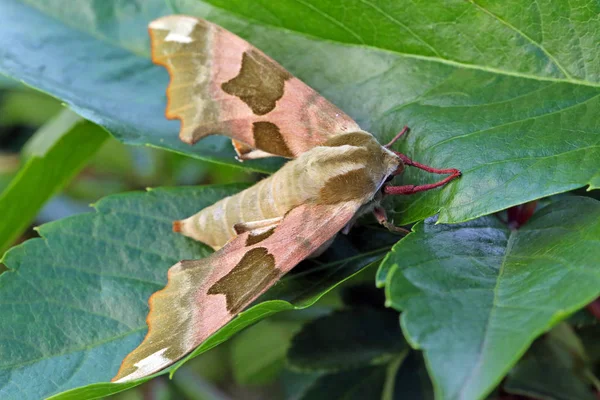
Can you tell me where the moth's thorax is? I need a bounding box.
[314,131,401,204]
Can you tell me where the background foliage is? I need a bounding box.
[0,0,598,399]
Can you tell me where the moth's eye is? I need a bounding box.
[384,175,394,183]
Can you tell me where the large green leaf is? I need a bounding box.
[0,185,391,400]
[0,110,108,255]
[175,0,600,224]
[2,0,598,222]
[380,196,600,400]
[203,0,600,85]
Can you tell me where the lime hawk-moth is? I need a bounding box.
[112,15,461,382]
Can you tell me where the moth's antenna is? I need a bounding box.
[384,126,409,148]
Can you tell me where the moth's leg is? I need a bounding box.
[385,126,461,192]
[232,139,276,161]
[373,206,409,234]
[394,153,461,178]
[233,217,283,235]
[384,125,409,148]
[384,175,459,195]
[385,153,461,195]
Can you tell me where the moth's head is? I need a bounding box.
[382,147,404,177]
[378,147,404,189]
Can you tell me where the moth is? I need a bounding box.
[112,15,460,382]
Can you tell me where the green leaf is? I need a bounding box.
[230,319,300,385]
[0,185,231,400]
[287,308,407,372]
[2,0,599,220]
[0,110,108,255]
[504,324,598,400]
[0,185,388,400]
[202,0,600,86]
[0,0,281,173]
[175,0,600,223]
[380,196,600,400]
[297,366,388,400]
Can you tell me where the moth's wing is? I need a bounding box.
[112,200,361,382]
[149,16,361,158]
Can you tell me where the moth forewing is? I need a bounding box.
[112,201,362,382]
[148,15,361,157]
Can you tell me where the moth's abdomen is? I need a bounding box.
[174,171,303,249]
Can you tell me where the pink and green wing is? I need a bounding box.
[148,15,360,158]
[112,201,361,382]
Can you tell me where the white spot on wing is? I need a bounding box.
[113,348,171,383]
[150,16,198,43]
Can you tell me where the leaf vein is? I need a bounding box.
[290,0,366,44]
[357,0,442,57]
[468,0,573,79]
[426,92,600,151]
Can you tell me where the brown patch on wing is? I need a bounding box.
[322,131,376,148]
[253,121,294,158]
[208,247,278,313]
[319,168,375,204]
[221,50,291,116]
[316,146,371,170]
[246,227,276,246]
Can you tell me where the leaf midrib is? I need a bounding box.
[455,227,514,400]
